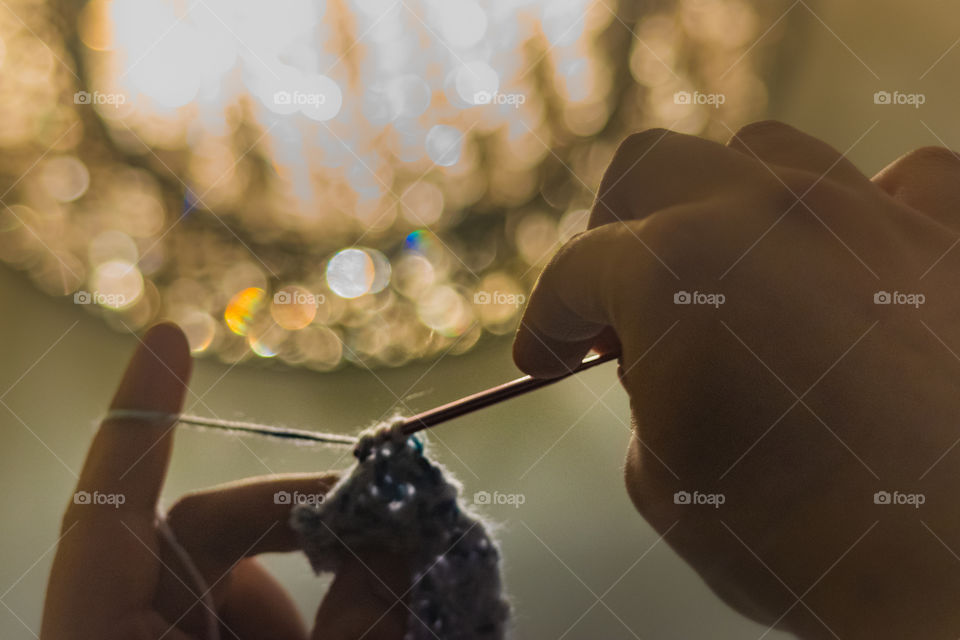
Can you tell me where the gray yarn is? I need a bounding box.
[291,422,510,640]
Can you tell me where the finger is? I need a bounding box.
[726,120,870,188]
[70,322,192,517]
[872,146,960,232]
[589,128,762,228]
[312,551,411,640]
[156,473,339,637]
[217,559,308,640]
[42,324,191,638]
[514,222,657,378]
[165,472,340,562]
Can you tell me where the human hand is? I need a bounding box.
[514,121,960,638]
[41,323,410,640]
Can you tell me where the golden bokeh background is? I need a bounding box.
[1,0,781,369]
[2,0,959,638]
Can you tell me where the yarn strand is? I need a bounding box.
[103,352,617,448]
[104,409,358,446]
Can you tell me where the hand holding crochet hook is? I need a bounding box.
[514,122,960,639]
[42,122,960,639]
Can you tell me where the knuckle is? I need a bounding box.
[736,166,840,223]
[618,128,675,155]
[728,119,793,143]
[607,129,680,173]
[595,129,683,221]
[727,120,800,152]
[772,167,829,201]
[899,145,960,170]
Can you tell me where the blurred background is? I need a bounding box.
[1,0,957,637]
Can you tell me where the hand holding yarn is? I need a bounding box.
[41,324,412,640]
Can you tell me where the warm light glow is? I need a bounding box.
[224,287,265,336]
[0,0,776,367]
[271,285,319,330]
[91,260,143,310]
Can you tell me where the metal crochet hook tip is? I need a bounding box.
[398,351,620,437]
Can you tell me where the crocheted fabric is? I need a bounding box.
[290,422,510,639]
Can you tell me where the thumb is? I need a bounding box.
[513,221,662,378]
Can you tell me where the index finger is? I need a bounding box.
[588,128,760,229]
[43,324,192,638]
[68,322,192,522]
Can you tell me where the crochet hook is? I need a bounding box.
[398,351,619,436]
[168,351,620,444]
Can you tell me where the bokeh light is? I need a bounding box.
[271,285,319,330]
[90,260,143,309]
[224,287,265,336]
[171,308,217,353]
[0,0,783,367]
[327,249,375,299]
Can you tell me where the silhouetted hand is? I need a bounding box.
[42,324,410,640]
[515,121,960,639]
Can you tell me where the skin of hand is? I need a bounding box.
[514,121,960,639]
[41,323,411,640]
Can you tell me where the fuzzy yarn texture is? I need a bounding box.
[291,421,510,640]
